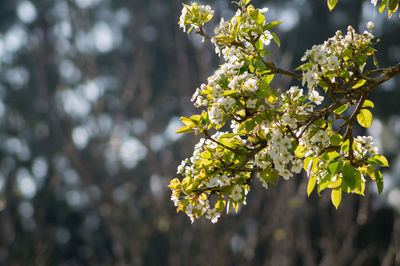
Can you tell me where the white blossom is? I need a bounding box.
[206,208,221,223]
[291,159,303,173]
[367,21,375,30]
[231,186,243,201]
[246,99,257,109]
[309,90,324,105]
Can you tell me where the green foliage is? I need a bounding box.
[171,0,397,223]
[327,0,399,18]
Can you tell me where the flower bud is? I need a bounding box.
[367,21,375,30]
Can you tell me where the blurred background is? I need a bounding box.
[0,0,399,265]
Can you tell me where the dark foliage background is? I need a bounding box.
[0,0,399,265]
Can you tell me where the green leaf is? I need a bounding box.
[190,114,201,121]
[215,197,226,212]
[357,109,373,128]
[328,160,343,175]
[176,125,194,134]
[367,154,389,167]
[223,90,238,96]
[257,79,278,102]
[330,134,343,146]
[327,0,339,11]
[271,32,280,47]
[318,174,331,192]
[373,54,380,68]
[375,169,384,194]
[181,176,192,193]
[342,48,353,57]
[380,0,388,13]
[295,62,312,71]
[304,157,319,177]
[327,151,340,161]
[245,118,256,131]
[334,104,348,114]
[263,21,282,31]
[255,12,265,24]
[342,165,357,190]
[331,189,342,209]
[356,55,368,66]
[362,99,374,108]
[352,79,366,89]
[168,178,181,189]
[295,145,306,158]
[353,176,365,196]
[307,176,317,196]
[180,116,196,127]
[389,0,399,12]
[255,38,263,51]
[253,59,266,71]
[264,74,274,84]
[339,69,351,78]
[340,139,355,154]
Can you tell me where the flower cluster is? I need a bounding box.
[179,2,214,33]
[171,0,389,223]
[300,25,376,91]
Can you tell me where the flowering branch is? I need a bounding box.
[170,0,396,223]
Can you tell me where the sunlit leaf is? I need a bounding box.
[357,109,373,128]
[307,176,317,196]
[328,160,343,175]
[330,134,343,146]
[295,145,306,158]
[367,154,389,167]
[331,188,342,209]
[334,104,348,114]
[271,32,280,47]
[263,21,282,31]
[176,125,194,133]
[352,79,366,89]
[379,0,388,13]
[362,99,374,108]
[327,0,339,11]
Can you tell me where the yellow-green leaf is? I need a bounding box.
[389,0,399,12]
[307,176,317,196]
[357,109,373,128]
[263,21,282,30]
[255,12,265,24]
[367,154,389,167]
[176,125,194,134]
[295,145,306,158]
[180,116,196,127]
[271,32,280,47]
[331,189,342,209]
[334,104,348,114]
[362,99,374,108]
[379,0,388,13]
[215,197,226,212]
[168,178,181,189]
[352,79,366,89]
[327,176,342,189]
[327,0,339,11]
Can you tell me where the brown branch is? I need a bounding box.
[195,25,211,40]
[264,61,303,80]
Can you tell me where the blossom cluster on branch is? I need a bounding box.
[170,0,399,223]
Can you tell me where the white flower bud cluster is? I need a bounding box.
[179,3,214,32]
